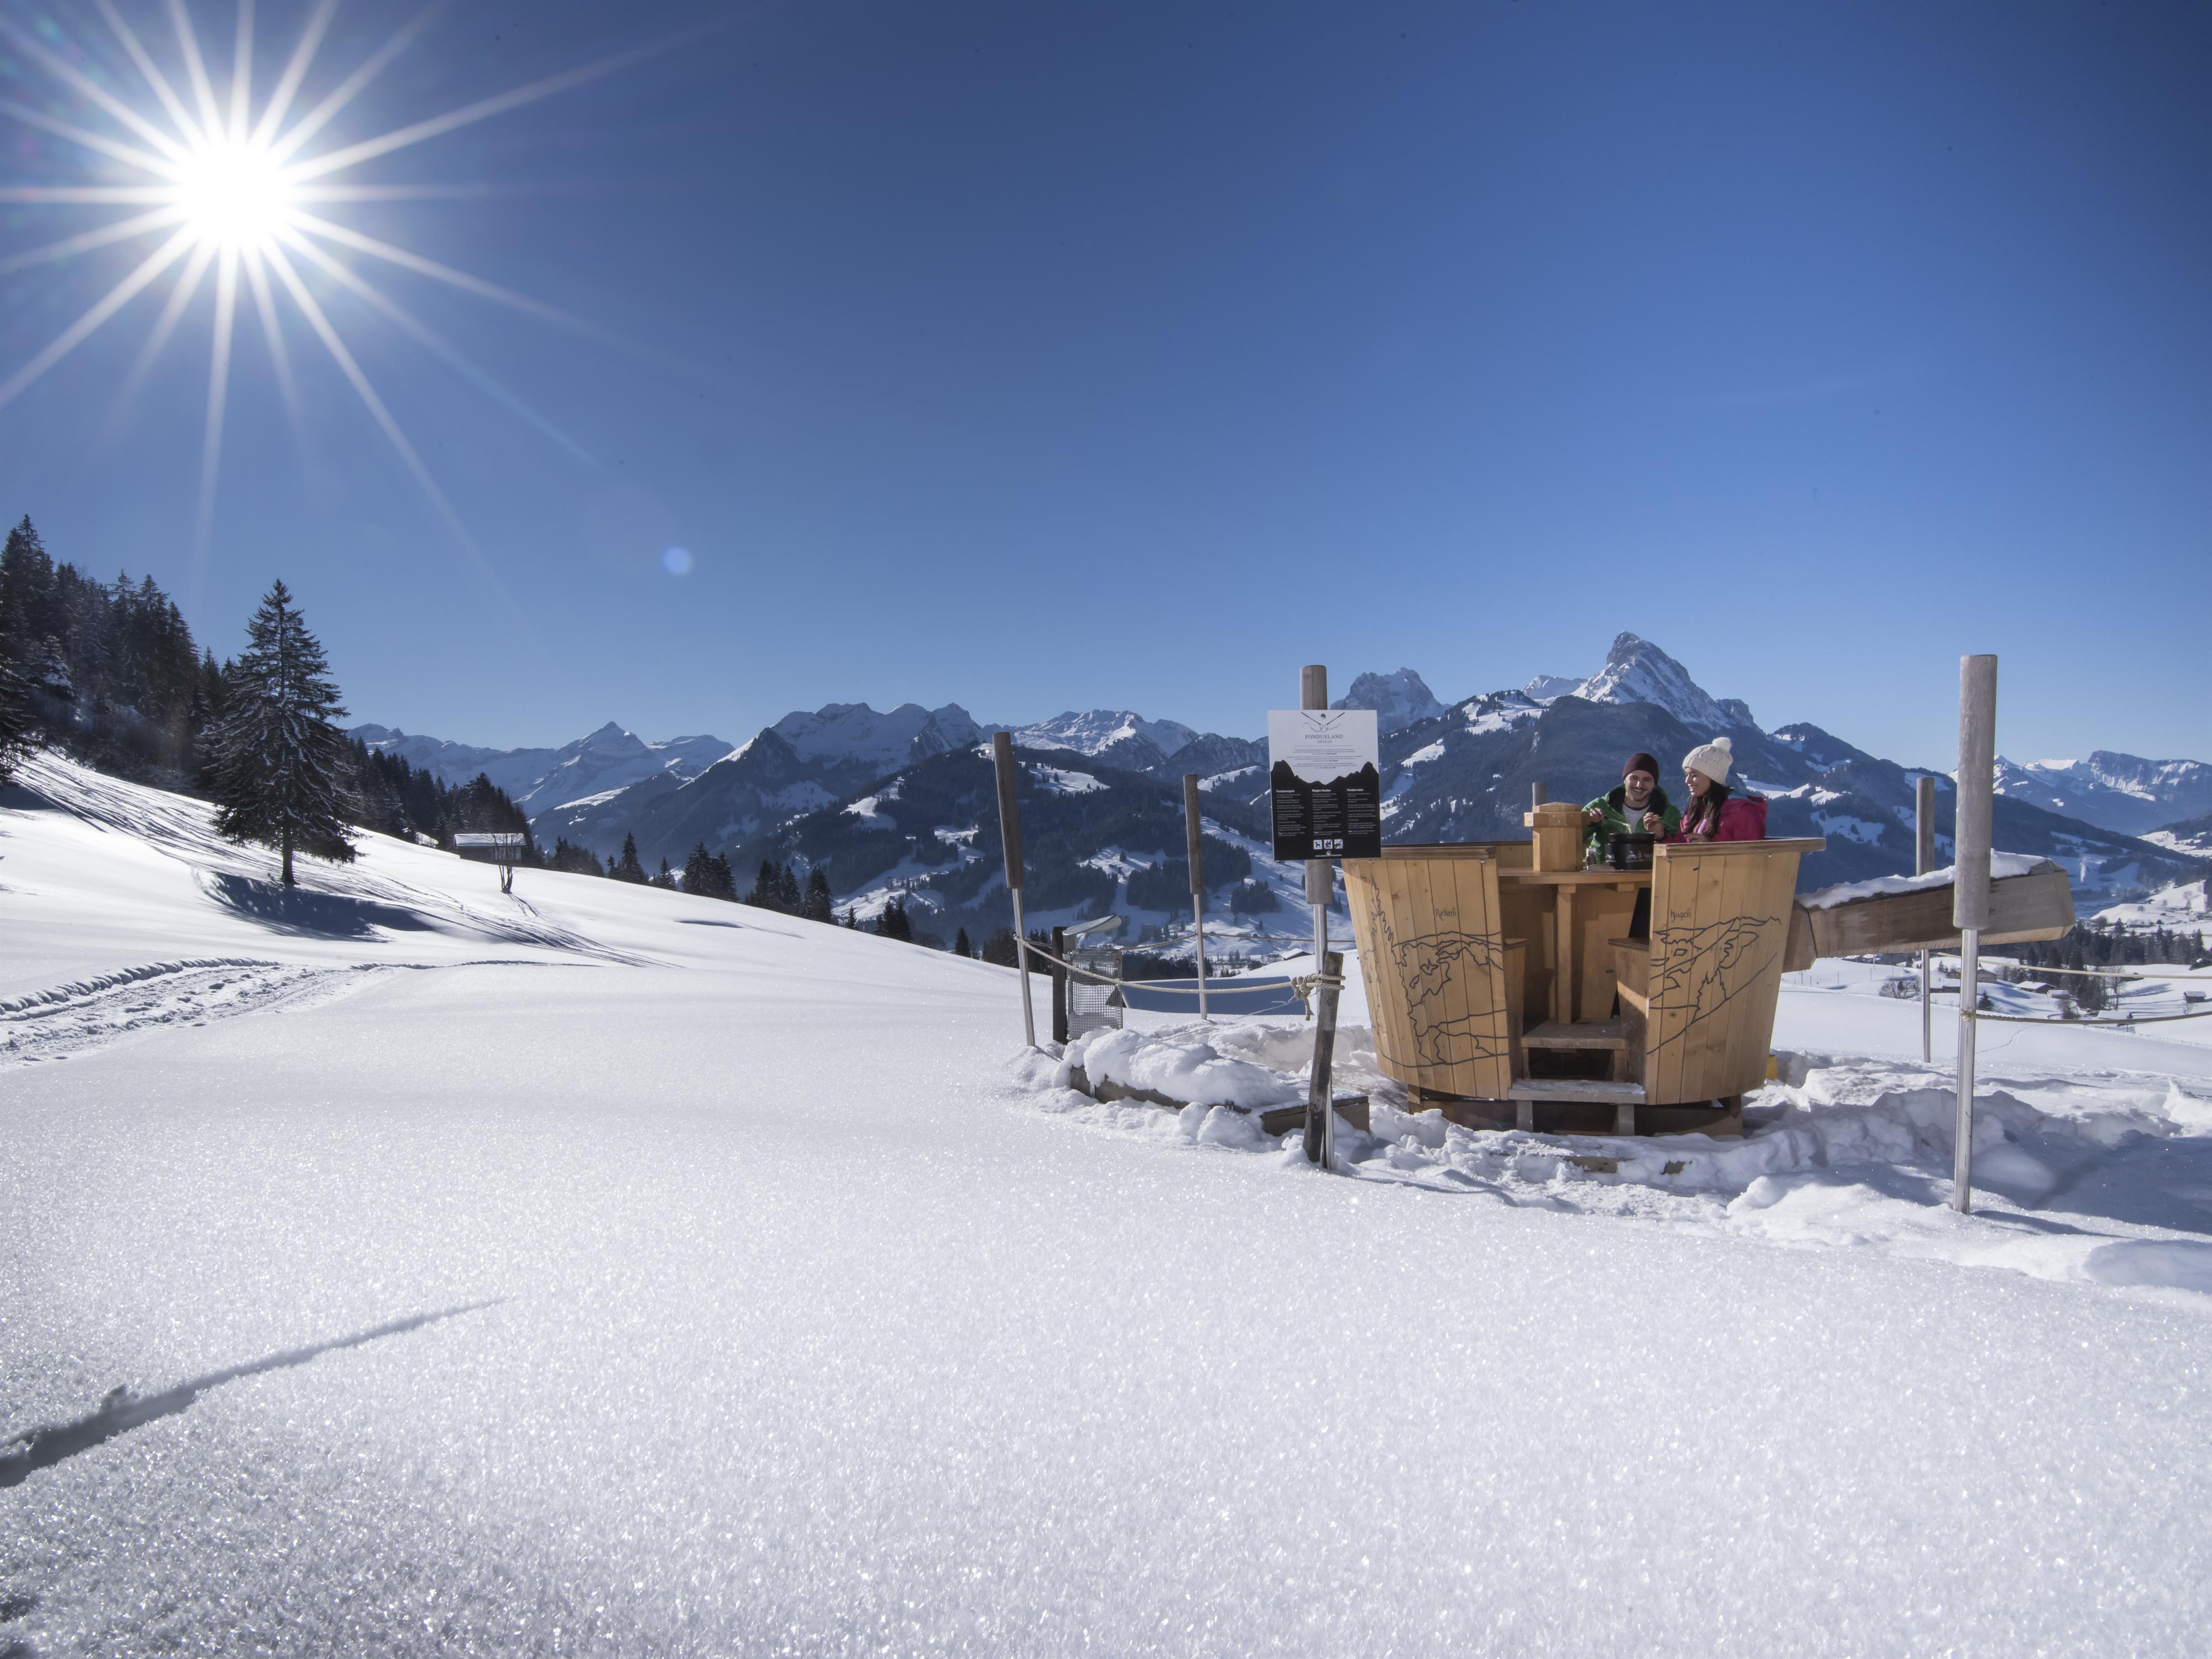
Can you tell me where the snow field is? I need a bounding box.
[3,754,2212,1655]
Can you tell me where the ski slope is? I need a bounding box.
[3,755,2211,1657]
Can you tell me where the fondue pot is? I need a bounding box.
[1606,832,1656,870]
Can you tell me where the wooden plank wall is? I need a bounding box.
[1345,855,1515,1100]
[1640,845,1804,1104]
[1573,886,1641,1024]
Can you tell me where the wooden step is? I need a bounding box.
[1522,1019,1628,1052]
[1506,1078,1647,1104]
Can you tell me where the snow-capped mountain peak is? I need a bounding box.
[1011,711,1198,759]
[348,721,732,816]
[1332,668,1446,734]
[768,702,984,771]
[1992,751,2212,837]
[1568,633,1733,731]
[1519,673,1582,705]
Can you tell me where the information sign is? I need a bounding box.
[1267,709,1380,862]
[453,831,526,864]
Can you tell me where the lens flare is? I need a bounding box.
[660,545,694,576]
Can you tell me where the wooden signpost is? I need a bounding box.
[1917,775,1937,1064]
[1268,666,1369,1168]
[1183,773,1209,1022]
[991,731,1036,1050]
[1952,655,1997,1214]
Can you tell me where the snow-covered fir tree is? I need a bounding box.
[206,581,355,886]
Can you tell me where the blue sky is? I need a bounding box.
[1,0,2204,765]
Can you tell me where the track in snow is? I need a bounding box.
[0,958,398,1067]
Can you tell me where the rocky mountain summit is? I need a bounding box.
[354,633,2205,931]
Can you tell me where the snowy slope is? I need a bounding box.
[4,755,2212,1653]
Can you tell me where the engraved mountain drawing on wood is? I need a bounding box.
[1361,888,1509,1068]
[1647,913,1781,1055]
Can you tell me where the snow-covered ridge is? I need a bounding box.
[1011,709,1197,759]
[1566,632,1736,729]
[352,721,733,817]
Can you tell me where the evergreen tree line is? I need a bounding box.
[349,740,534,850]
[2005,919,2208,973]
[1999,919,2210,1015]
[0,515,213,786]
[0,517,545,869]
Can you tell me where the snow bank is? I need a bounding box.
[1009,1018,2212,1299]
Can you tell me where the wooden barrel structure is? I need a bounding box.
[1344,836,1825,1136]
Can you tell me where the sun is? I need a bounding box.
[0,2,717,588]
[173,138,295,253]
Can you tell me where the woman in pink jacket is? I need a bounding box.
[1670,737,1767,842]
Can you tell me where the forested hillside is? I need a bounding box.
[0,515,533,854]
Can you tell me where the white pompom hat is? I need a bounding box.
[1682,735,1734,783]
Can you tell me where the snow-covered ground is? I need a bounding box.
[4,755,2212,1655]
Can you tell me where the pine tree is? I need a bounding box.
[684,842,738,901]
[206,581,354,885]
[613,832,648,883]
[749,858,798,911]
[0,517,54,659]
[550,837,606,877]
[953,926,971,958]
[876,897,914,942]
[802,866,834,924]
[651,858,677,890]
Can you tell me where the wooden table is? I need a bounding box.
[1496,865,1653,1025]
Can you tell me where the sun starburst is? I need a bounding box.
[0,1,707,597]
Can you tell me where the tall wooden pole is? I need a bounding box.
[1916,775,1937,1065]
[992,731,1036,1049]
[1301,665,1336,1170]
[1952,656,1997,1213]
[1183,773,1209,1021]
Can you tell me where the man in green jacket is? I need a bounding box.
[1582,751,1679,860]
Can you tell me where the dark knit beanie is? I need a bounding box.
[1624,752,1660,779]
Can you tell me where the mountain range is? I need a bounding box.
[354,632,2207,945]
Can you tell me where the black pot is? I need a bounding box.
[1606,832,1656,870]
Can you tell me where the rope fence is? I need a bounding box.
[1004,933,1342,1013]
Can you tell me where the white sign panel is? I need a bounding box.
[1266,709,1381,861]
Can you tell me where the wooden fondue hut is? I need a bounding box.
[1343,829,1828,1137]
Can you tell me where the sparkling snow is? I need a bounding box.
[3,756,2210,1656]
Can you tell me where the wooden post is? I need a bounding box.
[1303,950,1344,1168]
[992,731,1037,1049]
[1916,775,1937,1065]
[1952,656,1997,1212]
[1300,665,1336,1169]
[1183,773,1209,1021]
[1051,925,1070,1045]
